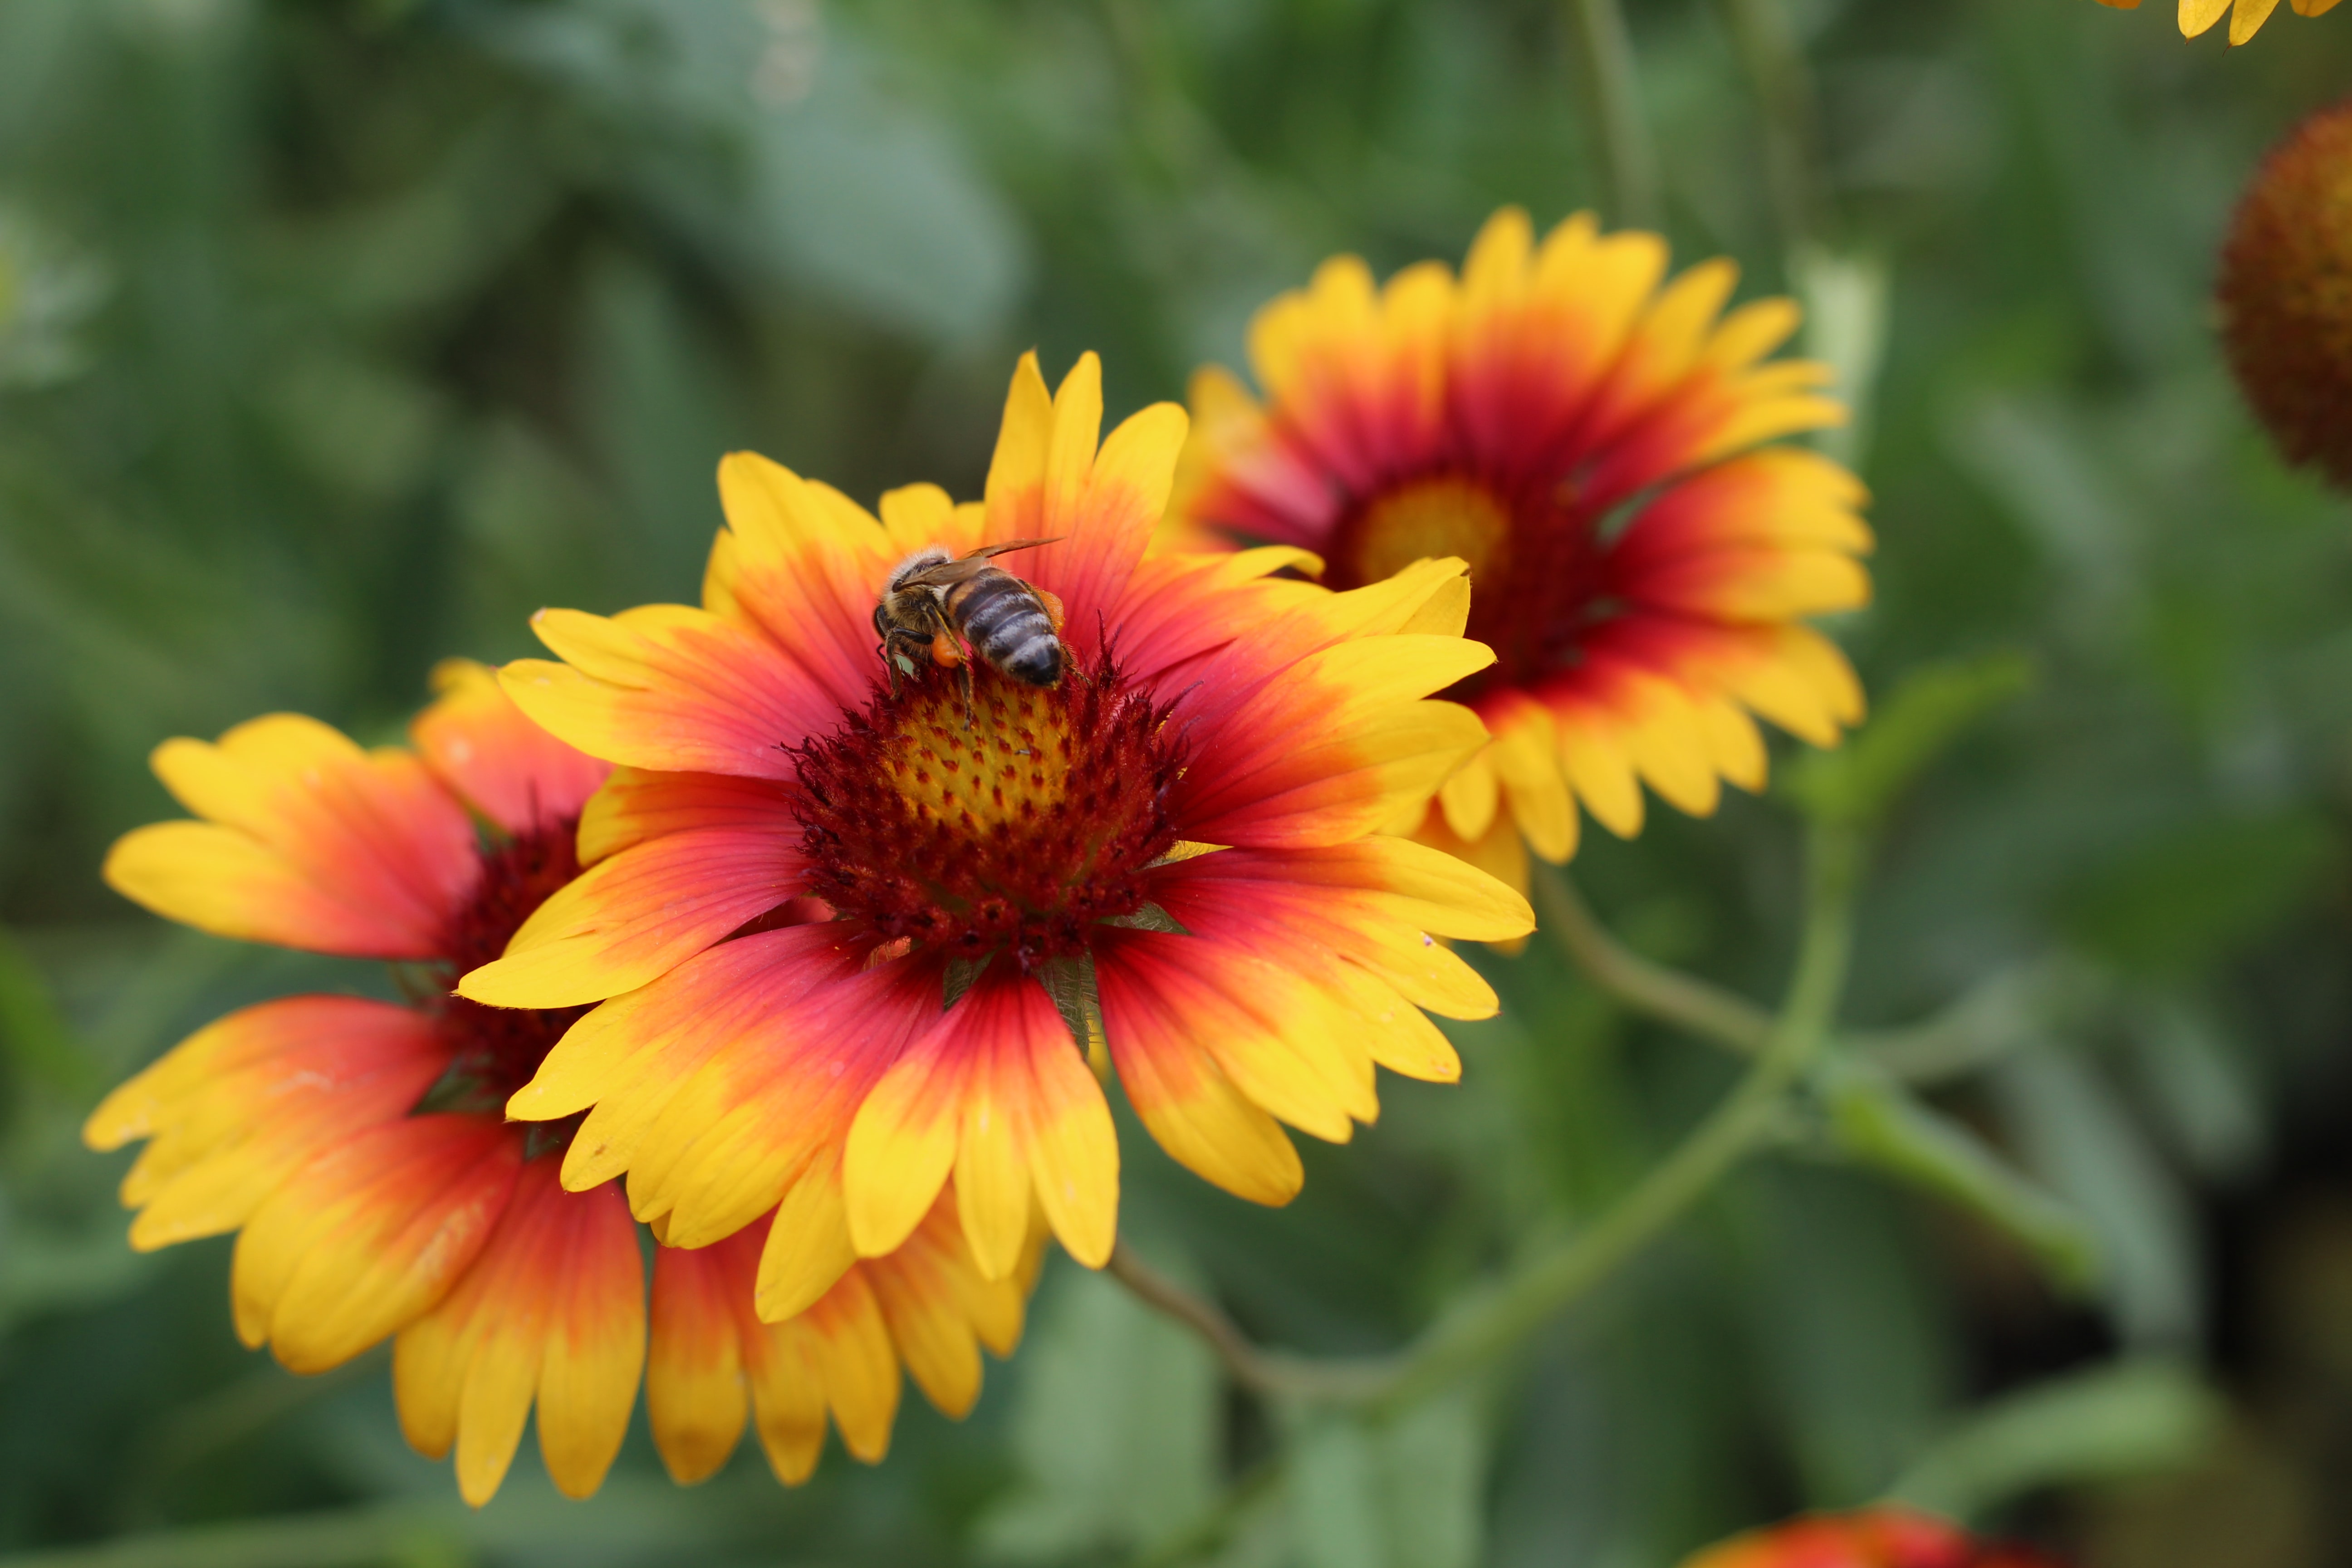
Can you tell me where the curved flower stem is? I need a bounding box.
[1363,822,1859,1414]
[1105,1240,1391,1404]
[1530,863,1773,1054]
[1108,824,1863,1415]
[1564,0,1661,230]
[1719,0,1830,254]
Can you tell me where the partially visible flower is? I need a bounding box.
[1172,208,1871,896]
[87,662,1028,1503]
[1680,1507,2065,1568]
[2095,0,2342,44]
[459,351,1530,1297]
[2218,98,2352,491]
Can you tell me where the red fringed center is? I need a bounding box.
[426,819,589,1107]
[1328,467,1607,696]
[790,650,1182,970]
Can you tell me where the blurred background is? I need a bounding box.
[3,0,2351,1563]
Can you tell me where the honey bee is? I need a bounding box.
[872,539,1067,723]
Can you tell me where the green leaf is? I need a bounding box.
[0,1203,152,1335]
[2059,810,2338,976]
[976,1258,1220,1561]
[1794,245,1890,471]
[1885,1359,2223,1523]
[1823,1059,2099,1295]
[1781,652,2034,828]
[1288,1415,1385,1568]
[1990,1052,2204,1349]
[0,928,101,1101]
[1284,1395,1485,1568]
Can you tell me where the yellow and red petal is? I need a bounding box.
[1411,795,1534,918]
[234,1115,522,1373]
[1105,544,1331,690]
[709,454,912,713]
[1094,929,1305,1205]
[1171,646,1492,848]
[86,996,447,1250]
[1158,565,1498,849]
[844,965,1117,1275]
[105,715,477,960]
[1097,904,1394,1162]
[458,823,808,1010]
[392,1161,645,1506]
[861,1188,1035,1416]
[411,658,611,837]
[2132,0,2344,44]
[753,1152,858,1323]
[1533,614,1864,832]
[663,1188,1032,1487]
[576,939,932,1252]
[501,603,826,780]
[1148,837,1526,1025]
[646,1236,750,1486]
[981,352,1189,644]
[575,766,797,865]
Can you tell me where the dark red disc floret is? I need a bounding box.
[423,818,590,1108]
[788,649,1184,970]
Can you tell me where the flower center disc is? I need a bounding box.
[1334,471,1601,695]
[426,821,589,1110]
[792,652,1182,967]
[1347,475,1514,587]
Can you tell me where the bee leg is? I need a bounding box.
[957,657,977,729]
[877,641,900,696]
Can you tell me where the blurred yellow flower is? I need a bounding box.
[2096,0,2343,45]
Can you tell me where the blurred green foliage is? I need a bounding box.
[3,0,2352,1564]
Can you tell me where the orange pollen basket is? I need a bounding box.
[1331,469,1601,696]
[426,821,590,1107]
[789,650,1183,970]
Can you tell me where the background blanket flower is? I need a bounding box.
[1679,1507,2066,1568]
[1170,207,1873,898]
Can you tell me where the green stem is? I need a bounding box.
[1105,1241,1387,1405]
[1719,0,1829,255]
[1108,825,1863,1414]
[1367,823,1858,1413]
[1564,0,1661,230]
[1530,864,1772,1055]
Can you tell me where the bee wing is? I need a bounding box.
[894,537,1064,590]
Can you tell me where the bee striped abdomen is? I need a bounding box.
[952,569,1064,687]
